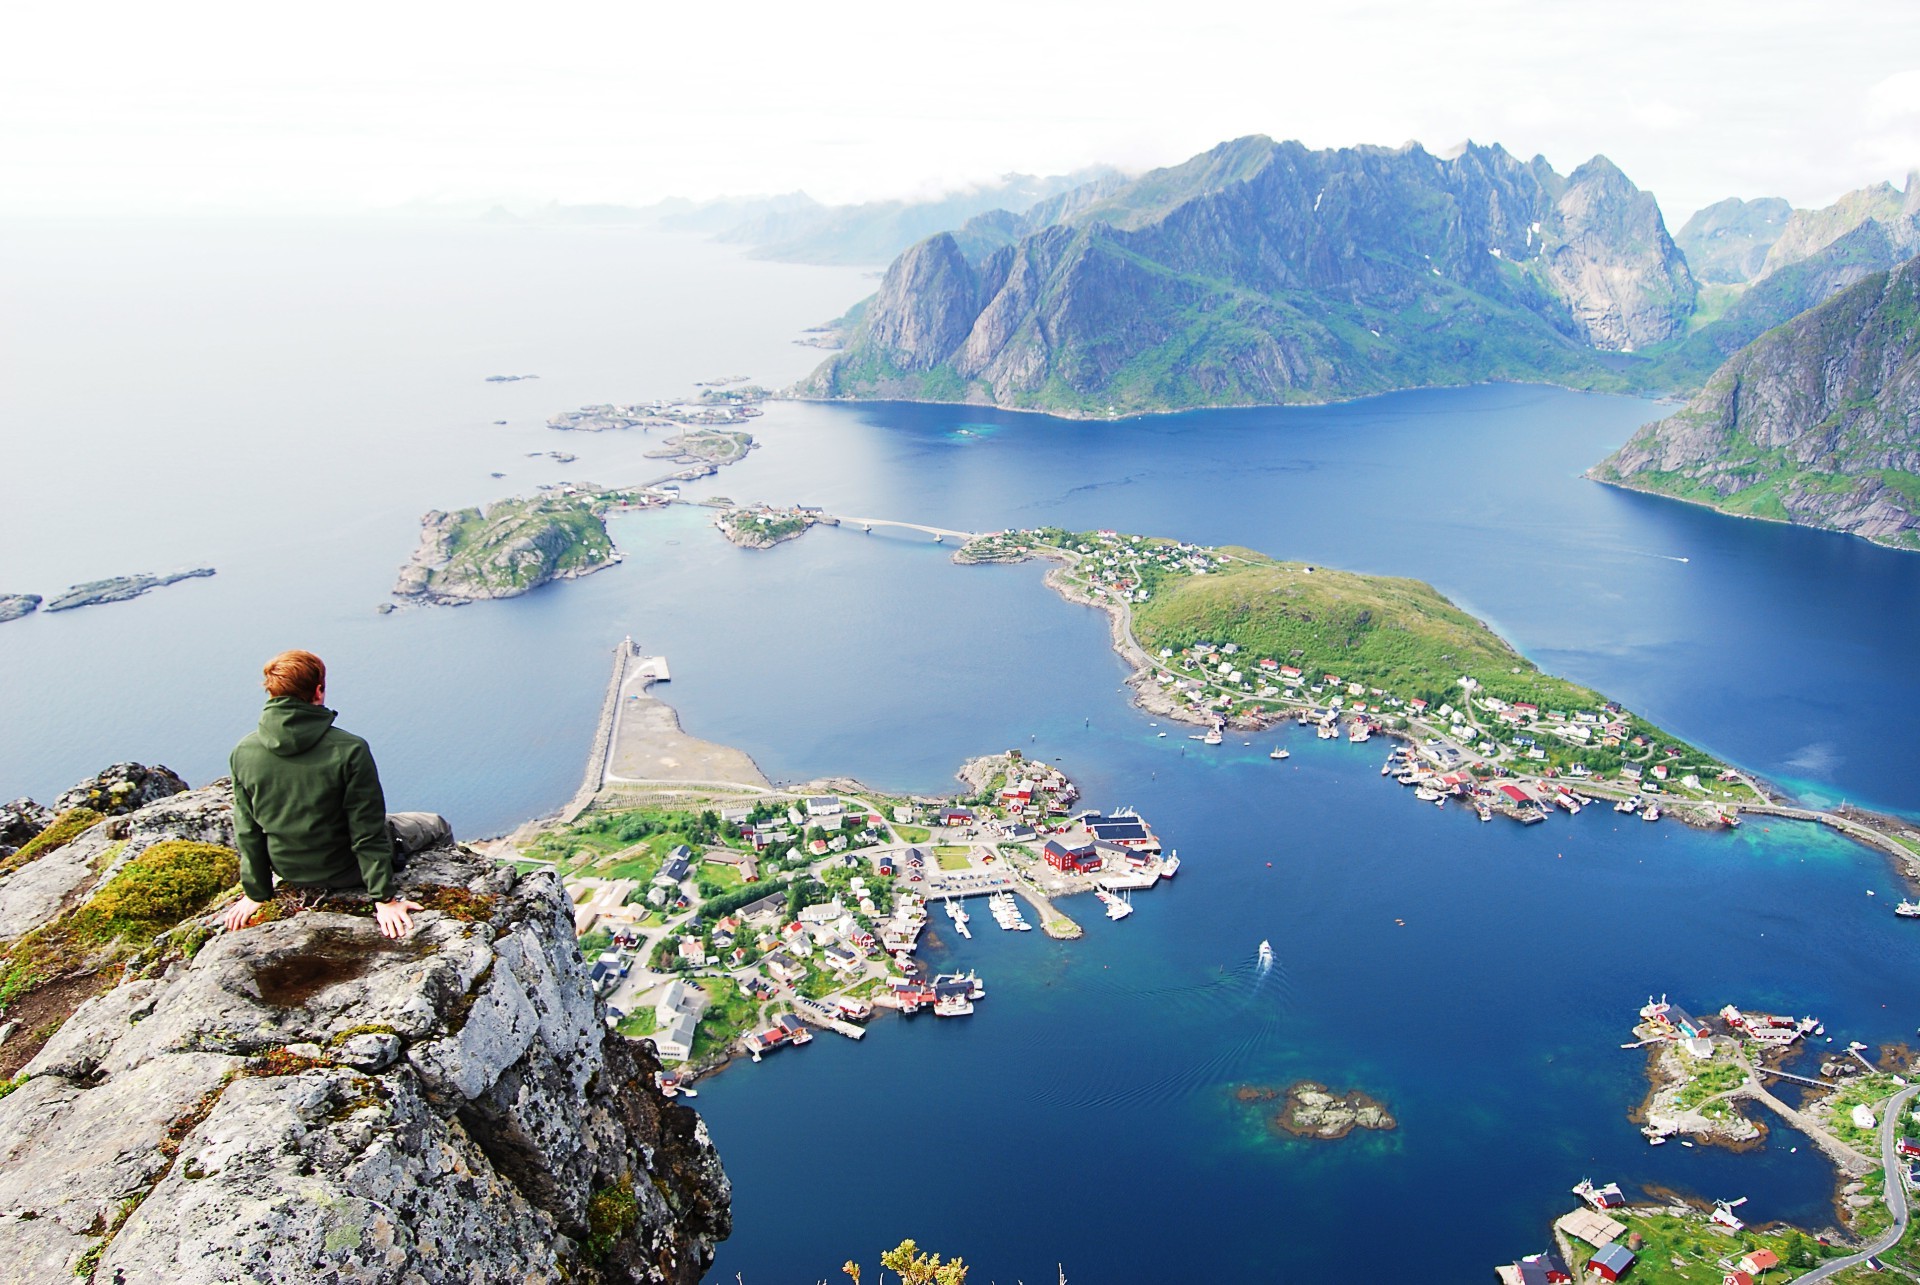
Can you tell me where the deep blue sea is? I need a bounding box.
[4,222,1918,1283]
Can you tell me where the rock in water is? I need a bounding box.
[42,569,216,613]
[0,595,40,624]
[0,792,730,1282]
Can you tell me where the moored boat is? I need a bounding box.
[1896,899,1920,918]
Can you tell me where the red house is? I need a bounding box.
[1589,1242,1635,1281]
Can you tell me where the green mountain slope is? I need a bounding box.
[796,136,1696,416]
[1591,255,1920,550]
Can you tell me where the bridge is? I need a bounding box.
[831,514,983,542]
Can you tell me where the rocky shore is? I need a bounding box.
[0,594,41,624]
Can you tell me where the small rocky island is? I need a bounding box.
[0,594,42,624]
[483,373,539,382]
[1236,1082,1399,1140]
[717,506,818,549]
[646,429,755,467]
[393,487,661,605]
[41,569,216,614]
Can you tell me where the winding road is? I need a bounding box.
[1792,1084,1917,1282]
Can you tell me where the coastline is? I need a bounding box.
[782,375,1656,424]
[1587,473,1920,556]
[968,533,1920,884]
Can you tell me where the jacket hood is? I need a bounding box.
[256,696,338,756]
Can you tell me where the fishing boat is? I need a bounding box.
[1096,889,1135,920]
[1476,804,1492,822]
[933,995,974,1017]
[1348,723,1371,743]
[1317,723,1338,739]
[1614,798,1637,813]
[1380,760,1392,776]
[1642,805,1661,822]
[1414,786,1442,802]
[1161,852,1181,877]
[1896,900,1920,918]
[1272,746,1290,760]
[1257,939,1274,967]
[1202,726,1223,746]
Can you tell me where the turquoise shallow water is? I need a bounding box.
[3,222,1918,1283]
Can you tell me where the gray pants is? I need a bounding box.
[387,811,452,860]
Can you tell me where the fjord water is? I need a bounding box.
[3,223,1919,1281]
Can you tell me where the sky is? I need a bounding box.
[3,0,1918,226]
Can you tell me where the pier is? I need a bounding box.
[1752,1065,1835,1091]
[562,639,633,823]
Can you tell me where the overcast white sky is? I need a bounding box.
[3,0,1917,225]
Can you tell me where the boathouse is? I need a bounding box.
[1589,1243,1636,1281]
[1088,815,1157,850]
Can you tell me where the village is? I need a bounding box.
[520,747,1180,1093]
[959,526,1775,833]
[1479,994,1920,1284]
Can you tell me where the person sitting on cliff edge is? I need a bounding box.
[222,649,449,939]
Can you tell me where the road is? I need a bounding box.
[1792,1084,1917,1282]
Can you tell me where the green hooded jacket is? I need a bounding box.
[230,697,394,902]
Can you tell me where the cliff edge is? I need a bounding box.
[0,769,729,1284]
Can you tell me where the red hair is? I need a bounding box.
[262,650,326,702]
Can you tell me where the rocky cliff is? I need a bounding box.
[1591,255,1920,550]
[797,136,1696,415]
[0,767,729,1284]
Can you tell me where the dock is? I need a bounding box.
[790,998,865,1040]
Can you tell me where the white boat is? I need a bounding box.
[1096,889,1134,921]
[1614,798,1637,813]
[1317,723,1338,739]
[934,971,986,999]
[933,996,974,1017]
[1349,724,1371,743]
[1161,853,1181,878]
[1202,727,1223,746]
[1257,939,1273,967]
[1380,760,1392,775]
[1272,746,1290,760]
[1476,804,1492,822]
[1641,805,1661,822]
[1414,786,1442,802]
[1895,900,1920,918]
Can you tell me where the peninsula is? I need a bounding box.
[959,527,1767,826]
[0,594,41,624]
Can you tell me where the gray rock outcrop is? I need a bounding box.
[0,784,730,1283]
[53,762,189,817]
[0,799,52,858]
[0,595,40,625]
